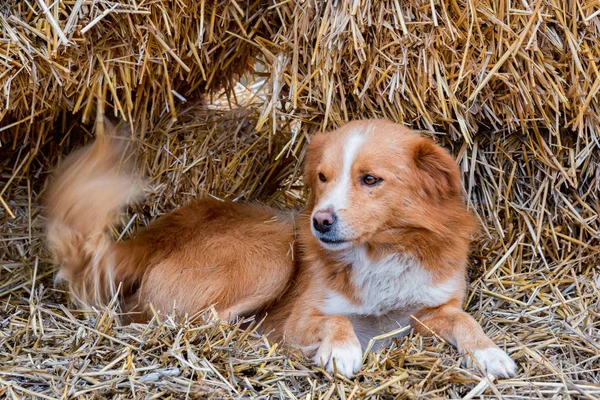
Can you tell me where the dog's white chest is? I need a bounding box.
[320,247,458,345]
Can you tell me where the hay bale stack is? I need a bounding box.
[266,0,600,139]
[0,0,278,143]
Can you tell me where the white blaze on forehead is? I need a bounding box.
[315,130,366,212]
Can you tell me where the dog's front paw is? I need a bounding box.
[313,335,363,378]
[465,347,517,378]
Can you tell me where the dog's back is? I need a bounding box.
[46,128,296,321]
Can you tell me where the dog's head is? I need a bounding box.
[304,119,464,251]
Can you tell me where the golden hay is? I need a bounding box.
[1,0,600,398]
[265,0,600,139]
[0,0,278,142]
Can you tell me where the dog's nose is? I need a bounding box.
[313,208,337,233]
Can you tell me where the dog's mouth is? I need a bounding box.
[319,237,348,245]
[317,236,352,250]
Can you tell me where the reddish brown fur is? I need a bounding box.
[46,119,516,377]
[46,129,296,322]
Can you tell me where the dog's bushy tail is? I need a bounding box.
[46,127,143,308]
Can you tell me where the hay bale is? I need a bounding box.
[0,0,278,144]
[265,0,600,140]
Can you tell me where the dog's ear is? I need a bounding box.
[412,138,461,199]
[303,133,326,190]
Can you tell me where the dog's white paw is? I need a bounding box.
[313,336,363,378]
[465,347,517,378]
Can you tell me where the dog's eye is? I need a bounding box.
[318,173,327,182]
[362,175,382,186]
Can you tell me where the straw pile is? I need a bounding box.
[265,0,600,138]
[0,0,277,143]
[2,0,600,398]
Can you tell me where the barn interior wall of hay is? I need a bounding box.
[1,0,599,398]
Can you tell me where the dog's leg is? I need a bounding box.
[217,293,285,323]
[285,310,362,377]
[413,303,517,377]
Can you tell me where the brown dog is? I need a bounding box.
[46,119,516,378]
